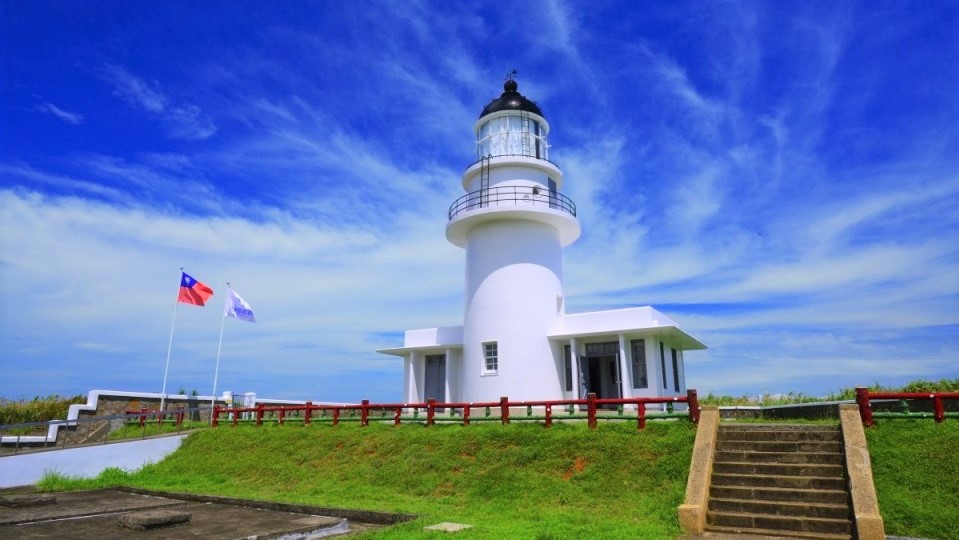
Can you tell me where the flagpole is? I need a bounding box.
[160,268,184,412]
[211,282,230,417]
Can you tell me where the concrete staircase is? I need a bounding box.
[705,423,854,539]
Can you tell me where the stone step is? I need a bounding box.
[714,450,843,465]
[710,484,849,505]
[718,429,841,443]
[709,497,851,520]
[707,510,852,535]
[712,461,844,478]
[719,423,840,433]
[705,523,852,540]
[716,440,843,453]
[711,472,847,491]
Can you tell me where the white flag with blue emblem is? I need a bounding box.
[225,288,256,323]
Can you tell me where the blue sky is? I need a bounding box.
[1,1,956,403]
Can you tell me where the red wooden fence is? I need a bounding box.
[210,390,700,431]
[855,387,959,426]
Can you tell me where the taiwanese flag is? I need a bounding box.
[178,272,214,306]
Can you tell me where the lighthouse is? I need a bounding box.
[447,77,580,402]
[380,77,705,406]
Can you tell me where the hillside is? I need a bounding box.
[37,418,959,539]
[44,421,698,539]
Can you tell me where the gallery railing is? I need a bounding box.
[448,185,577,221]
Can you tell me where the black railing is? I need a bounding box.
[448,185,577,221]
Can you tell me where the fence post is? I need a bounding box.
[277,408,285,425]
[139,408,147,428]
[587,393,597,430]
[176,410,184,428]
[427,399,436,427]
[394,407,402,426]
[360,399,370,427]
[855,387,874,427]
[933,394,945,423]
[255,404,264,427]
[332,408,340,426]
[500,397,510,425]
[686,389,700,424]
[232,408,240,427]
[463,406,471,426]
[545,403,552,428]
[211,405,220,427]
[304,401,312,426]
[637,402,646,430]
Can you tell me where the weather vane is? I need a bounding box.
[505,69,518,82]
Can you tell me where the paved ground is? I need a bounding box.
[0,487,388,539]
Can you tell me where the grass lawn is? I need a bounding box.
[36,417,959,539]
[865,419,959,540]
[40,420,697,539]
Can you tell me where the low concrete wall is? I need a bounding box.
[0,434,188,488]
[678,406,720,533]
[839,403,885,540]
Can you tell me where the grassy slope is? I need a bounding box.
[44,421,697,539]
[864,420,959,540]
[37,419,959,539]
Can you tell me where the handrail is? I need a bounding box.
[448,184,576,221]
[855,387,959,426]
[210,390,700,431]
[0,406,213,454]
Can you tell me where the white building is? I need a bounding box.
[379,79,705,405]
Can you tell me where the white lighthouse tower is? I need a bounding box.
[446,77,580,402]
[380,77,705,407]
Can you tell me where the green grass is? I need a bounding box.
[39,421,697,539]
[865,420,959,540]
[33,408,959,539]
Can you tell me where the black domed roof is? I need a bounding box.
[479,79,544,119]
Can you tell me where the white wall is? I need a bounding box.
[0,434,187,488]
[462,220,565,402]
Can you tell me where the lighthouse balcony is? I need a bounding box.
[446,185,581,247]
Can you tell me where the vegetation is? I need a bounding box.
[39,421,698,539]
[26,379,959,538]
[699,378,959,406]
[865,420,959,539]
[0,394,85,425]
[106,420,209,440]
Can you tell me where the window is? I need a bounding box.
[483,342,498,374]
[631,340,648,389]
[672,349,681,391]
[564,345,573,391]
[475,114,548,160]
[660,342,667,389]
[585,342,618,355]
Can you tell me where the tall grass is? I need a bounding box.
[0,394,85,425]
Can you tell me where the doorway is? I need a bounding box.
[581,355,621,401]
[424,354,446,404]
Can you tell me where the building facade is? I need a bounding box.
[379,79,705,404]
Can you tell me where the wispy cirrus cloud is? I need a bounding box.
[35,101,84,124]
[98,64,217,140]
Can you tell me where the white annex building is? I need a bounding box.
[379,79,705,405]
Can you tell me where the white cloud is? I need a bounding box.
[36,102,83,124]
[99,64,217,140]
